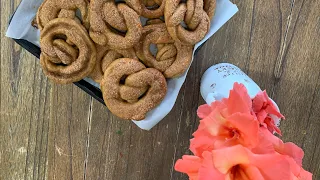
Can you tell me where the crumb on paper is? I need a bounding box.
[31,17,38,29]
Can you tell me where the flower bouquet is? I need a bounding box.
[175,83,312,179]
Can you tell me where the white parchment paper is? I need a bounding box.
[6,0,238,130]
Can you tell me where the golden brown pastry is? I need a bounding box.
[126,0,166,18]
[143,0,157,7]
[164,0,212,45]
[89,45,138,83]
[35,0,211,120]
[135,22,194,78]
[89,1,142,49]
[204,0,216,19]
[40,18,96,84]
[37,0,90,30]
[101,58,167,120]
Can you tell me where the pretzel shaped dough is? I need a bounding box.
[40,18,96,84]
[89,1,142,49]
[126,0,166,18]
[204,0,216,19]
[89,45,138,83]
[135,22,194,78]
[37,0,90,30]
[101,58,167,120]
[165,0,211,45]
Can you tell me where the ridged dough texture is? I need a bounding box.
[40,18,96,84]
[135,21,194,78]
[101,58,167,120]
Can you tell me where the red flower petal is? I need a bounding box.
[175,155,202,179]
[227,83,252,115]
[252,91,267,112]
[261,127,304,166]
[199,151,225,180]
[251,153,292,180]
[251,131,275,154]
[197,104,212,119]
[227,113,260,148]
[211,145,250,174]
[190,137,215,157]
[265,103,284,119]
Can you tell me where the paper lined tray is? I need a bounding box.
[6,0,238,130]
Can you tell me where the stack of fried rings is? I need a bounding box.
[37,0,216,120]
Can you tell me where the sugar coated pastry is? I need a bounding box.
[89,45,138,83]
[204,0,216,19]
[89,1,142,49]
[36,0,215,120]
[135,21,194,78]
[40,18,96,84]
[143,0,157,7]
[165,0,211,45]
[126,0,166,18]
[101,58,167,120]
[37,0,90,30]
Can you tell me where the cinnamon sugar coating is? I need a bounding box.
[36,0,216,120]
[165,0,212,45]
[89,45,138,83]
[204,0,216,19]
[89,1,142,49]
[127,0,166,18]
[37,0,90,30]
[40,18,96,84]
[101,58,167,120]
[135,21,193,78]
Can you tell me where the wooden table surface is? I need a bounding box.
[1,0,319,179]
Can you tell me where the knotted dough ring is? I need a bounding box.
[126,0,166,18]
[89,45,138,83]
[37,0,90,30]
[135,22,194,78]
[40,18,96,84]
[204,0,216,20]
[164,0,211,45]
[89,1,142,49]
[101,58,167,120]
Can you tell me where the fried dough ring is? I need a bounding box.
[89,1,142,49]
[135,22,194,78]
[127,0,166,18]
[89,45,138,83]
[101,58,167,120]
[164,0,211,45]
[40,18,96,84]
[204,0,216,20]
[37,0,90,30]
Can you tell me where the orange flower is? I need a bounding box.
[210,145,292,180]
[176,145,312,180]
[191,112,259,156]
[192,83,259,156]
[175,82,312,179]
[260,127,304,166]
[197,83,252,119]
[174,155,203,180]
[175,155,225,180]
[252,91,284,135]
[285,156,313,180]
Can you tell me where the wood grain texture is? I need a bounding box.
[0,1,51,180]
[1,0,319,180]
